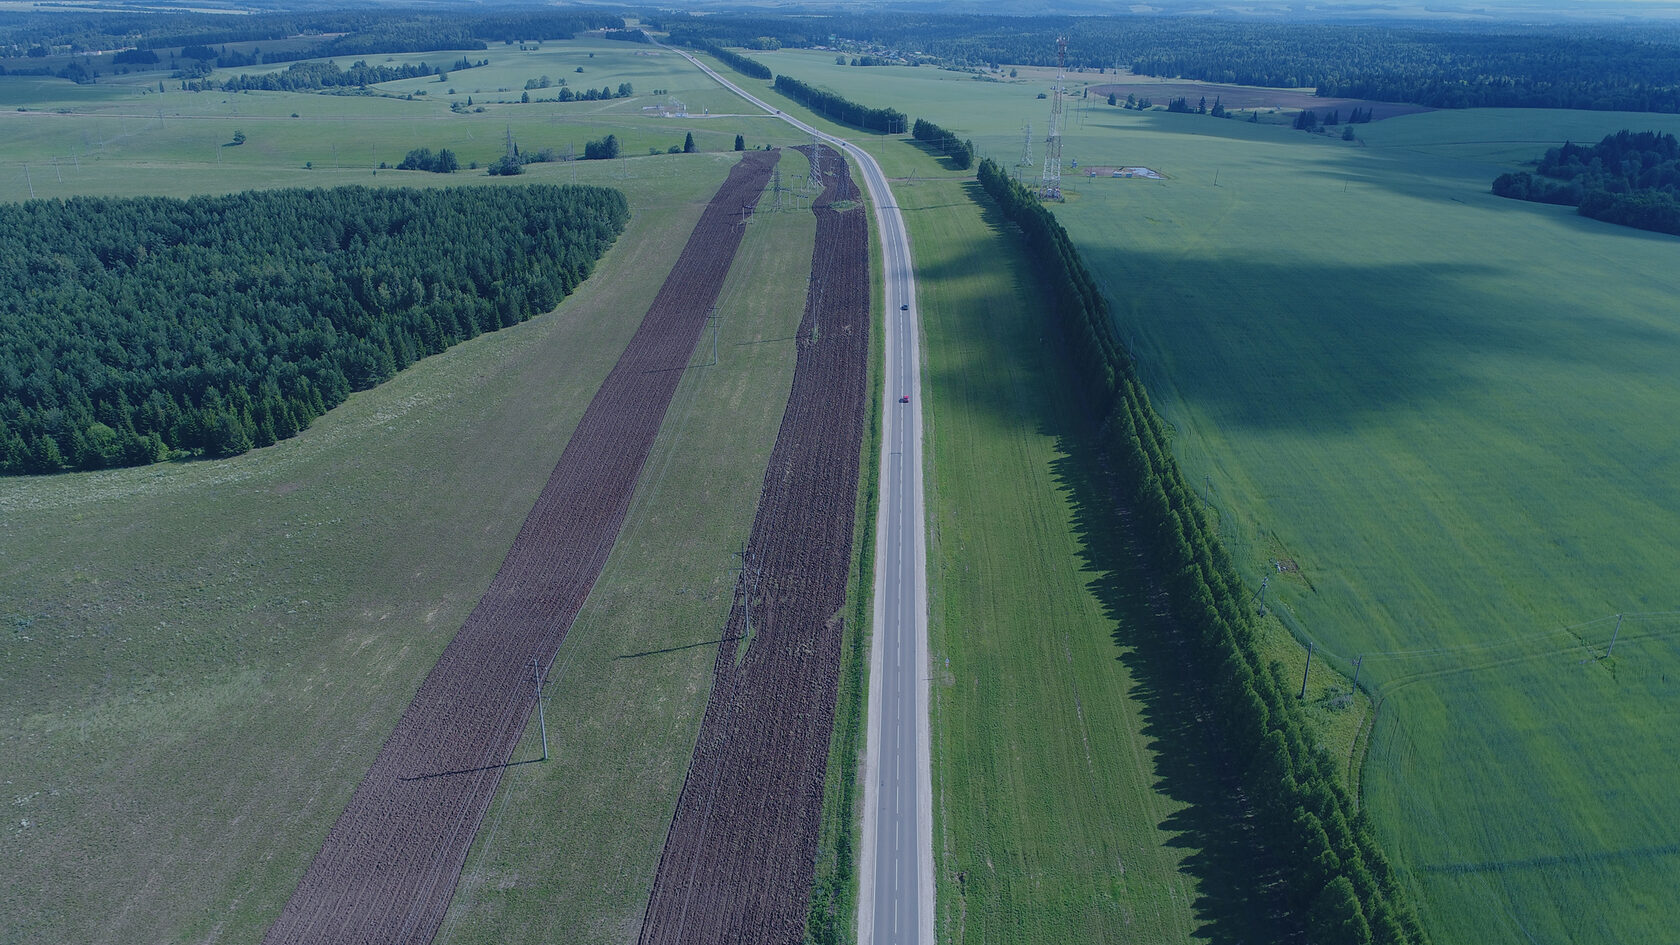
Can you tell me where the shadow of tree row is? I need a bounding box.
[933,181,1300,943]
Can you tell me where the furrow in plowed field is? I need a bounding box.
[638,144,870,945]
[264,150,780,945]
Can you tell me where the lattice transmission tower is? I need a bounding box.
[1019,121,1033,167]
[1040,36,1068,201]
[805,131,825,194]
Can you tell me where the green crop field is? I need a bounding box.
[759,50,1680,944]
[1045,106,1680,945]
[0,38,821,943]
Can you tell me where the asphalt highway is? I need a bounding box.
[665,43,934,945]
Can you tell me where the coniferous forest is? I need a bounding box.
[0,184,629,474]
[1493,131,1680,235]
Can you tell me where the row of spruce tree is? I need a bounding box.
[0,184,628,475]
[909,119,973,170]
[680,37,772,80]
[771,75,907,135]
[975,158,1429,945]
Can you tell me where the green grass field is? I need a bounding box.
[753,50,1680,944]
[0,39,822,942]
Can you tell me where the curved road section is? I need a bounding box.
[667,43,934,945]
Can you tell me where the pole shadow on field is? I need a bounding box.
[616,635,740,660]
[401,757,544,783]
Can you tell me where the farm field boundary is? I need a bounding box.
[263,149,779,945]
[638,144,870,945]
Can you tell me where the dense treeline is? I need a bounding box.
[0,184,628,475]
[910,118,973,170]
[1494,131,1680,235]
[218,57,478,93]
[258,20,488,63]
[673,34,771,81]
[600,28,650,44]
[653,11,1680,114]
[0,9,620,60]
[772,75,906,134]
[974,158,1429,945]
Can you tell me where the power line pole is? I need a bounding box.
[531,658,549,761]
[1608,613,1624,658]
[1351,655,1363,694]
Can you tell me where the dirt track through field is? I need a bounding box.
[638,144,870,945]
[263,150,779,945]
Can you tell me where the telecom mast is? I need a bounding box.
[1040,36,1067,201]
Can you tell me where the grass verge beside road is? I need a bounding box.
[899,169,1201,944]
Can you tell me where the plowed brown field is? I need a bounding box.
[637,144,871,945]
[263,150,780,945]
